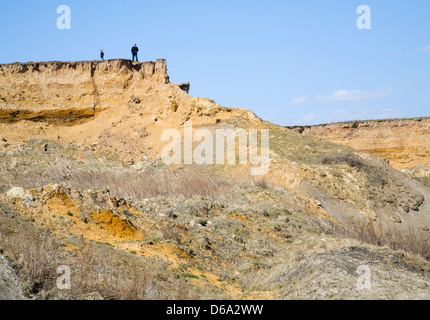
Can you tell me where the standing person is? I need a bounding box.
[100,49,105,61]
[131,44,139,62]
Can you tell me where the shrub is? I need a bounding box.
[320,153,365,169]
[161,223,182,244]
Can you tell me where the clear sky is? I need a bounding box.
[0,0,429,125]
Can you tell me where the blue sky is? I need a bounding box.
[0,0,429,125]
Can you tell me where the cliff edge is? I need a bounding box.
[0,59,169,123]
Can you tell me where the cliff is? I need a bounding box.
[0,59,169,123]
[1,59,430,234]
[0,59,260,162]
[288,118,430,171]
[0,60,430,300]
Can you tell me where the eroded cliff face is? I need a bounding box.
[0,59,169,124]
[1,59,430,233]
[0,59,245,160]
[288,118,430,171]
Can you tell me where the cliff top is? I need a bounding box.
[0,58,166,67]
[287,116,430,130]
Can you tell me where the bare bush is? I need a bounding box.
[0,213,60,295]
[253,176,271,189]
[161,223,182,244]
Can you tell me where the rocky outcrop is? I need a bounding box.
[288,118,430,170]
[178,82,190,94]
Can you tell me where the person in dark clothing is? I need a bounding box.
[100,50,105,61]
[131,44,139,62]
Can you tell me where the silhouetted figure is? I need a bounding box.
[100,50,105,61]
[131,44,139,61]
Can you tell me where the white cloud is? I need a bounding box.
[421,45,430,53]
[299,113,316,124]
[314,88,394,103]
[290,96,308,105]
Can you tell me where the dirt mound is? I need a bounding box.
[91,210,143,240]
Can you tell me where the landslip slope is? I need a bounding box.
[1,59,430,230]
[0,59,429,299]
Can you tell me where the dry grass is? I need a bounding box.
[0,140,250,199]
[348,219,430,260]
[10,157,255,200]
[306,215,430,261]
[67,241,158,300]
[0,229,60,295]
[0,204,197,300]
[0,206,60,296]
